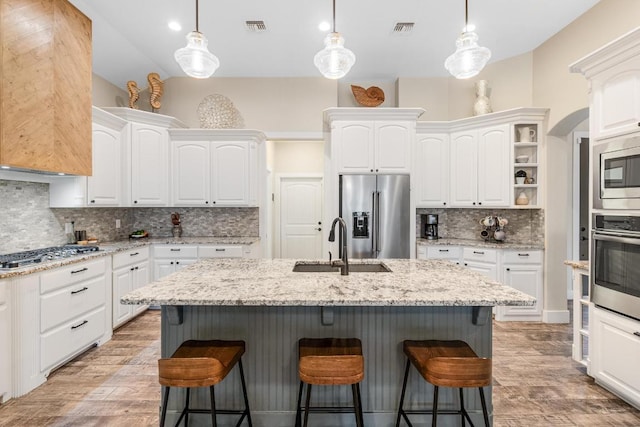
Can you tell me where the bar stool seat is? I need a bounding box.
[158,339,252,427]
[396,340,491,427]
[295,338,365,427]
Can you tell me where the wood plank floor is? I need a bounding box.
[1,310,639,426]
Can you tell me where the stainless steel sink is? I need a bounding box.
[292,262,391,273]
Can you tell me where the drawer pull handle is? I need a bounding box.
[71,287,88,295]
[71,267,88,274]
[473,251,485,255]
[439,249,449,252]
[215,248,226,252]
[634,332,640,338]
[130,252,139,256]
[71,320,88,330]
[170,249,181,252]
[518,253,530,257]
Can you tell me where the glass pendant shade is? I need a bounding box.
[174,31,220,79]
[314,32,356,79]
[444,30,491,79]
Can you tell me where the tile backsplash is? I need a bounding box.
[416,208,544,244]
[0,180,259,254]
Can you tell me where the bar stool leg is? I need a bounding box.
[432,385,439,427]
[303,383,312,427]
[160,386,170,427]
[352,383,364,427]
[184,388,190,427]
[238,359,253,426]
[459,388,465,427]
[396,358,411,427]
[295,381,304,427]
[479,387,490,427]
[209,385,217,427]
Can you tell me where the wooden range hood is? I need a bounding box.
[0,0,92,175]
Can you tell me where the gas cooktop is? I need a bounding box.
[0,245,100,269]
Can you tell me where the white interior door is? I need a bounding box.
[279,177,323,259]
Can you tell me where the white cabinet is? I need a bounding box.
[170,130,264,207]
[462,247,499,281]
[198,245,244,258]
[418,245,462,263]
[495,250,543,321]
[450,124,510,207]
[153,245,198,280]
[112,247,150,328]
[130,122,170,206]
[0,280,11,403]
[512,123,541,208]
[591,306,640,408]
[335,121,413,174]
[415,133,449,207]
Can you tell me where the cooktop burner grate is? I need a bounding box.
[0,245,100,269]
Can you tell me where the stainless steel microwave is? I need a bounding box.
[593,136,640,209]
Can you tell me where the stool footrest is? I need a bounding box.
[304,406,361,413]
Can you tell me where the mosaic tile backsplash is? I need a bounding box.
[0,180,259,254]
[416,208,544,245]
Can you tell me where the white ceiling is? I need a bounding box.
[69,0,600,90]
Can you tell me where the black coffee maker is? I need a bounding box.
[422,214,439,240]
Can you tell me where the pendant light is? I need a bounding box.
[444,0,491,79]
[314,0,356,79]
[174,0,220,79]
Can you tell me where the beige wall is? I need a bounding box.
[92,74,127,108]
[156,77,338,132]
[272,141,324,174]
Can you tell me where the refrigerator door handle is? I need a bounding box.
[375,191,381,255]
[371,191,376,256]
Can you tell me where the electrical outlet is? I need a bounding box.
[115,219,121,229]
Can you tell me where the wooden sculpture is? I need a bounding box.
[126,80,139,109]
[147,72,164,111]
[351,85,385,107]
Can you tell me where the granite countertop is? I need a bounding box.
[417,237,544,250]
[121,258,535,307]
[0,237,260,279]
[564,260,589,271]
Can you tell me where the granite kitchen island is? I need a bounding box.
[123,258,534,426]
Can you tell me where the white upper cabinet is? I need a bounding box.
[415,132,449,208]
[169,129,265,207]
[571,29,640,141]
[375,122,412,173]
[450,130,479,206]
[130,123,170,206]
[336,122,375,173]
[87,122,123,206]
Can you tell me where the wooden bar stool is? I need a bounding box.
[396,340,491,427]
[295,337,365,427]
[158,339,252,427]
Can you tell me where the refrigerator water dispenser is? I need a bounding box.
[352,212,370,238]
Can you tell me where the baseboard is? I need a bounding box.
[543,309,570,323]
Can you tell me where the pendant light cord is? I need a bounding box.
[332,0,336,33]
[464,0,468,31]
[196,0,200,33]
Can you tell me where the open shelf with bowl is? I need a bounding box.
[513,123,541,208]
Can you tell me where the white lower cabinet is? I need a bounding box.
[153,245,198,280]
[591,306,640,408]
[112,247,150,328]
[0,280,11,403]
[462,247,499,281]
[496,250,543,321]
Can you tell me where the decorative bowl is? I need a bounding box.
[515,155,529,163]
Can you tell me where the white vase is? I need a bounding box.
[473,80,493,116]
[516,191,529,205]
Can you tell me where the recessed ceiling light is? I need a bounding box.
[168,21,182,32]
[318,21,331,32]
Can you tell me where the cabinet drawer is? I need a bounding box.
[40,306,105,372]
[463,247,497,263]
[503,250,542,264]
[153,245,198,258]
[40,275,106,333]
[427,246,461,260]
[198,245,243,258]
[40,258,107,294]
[113,246,150,269]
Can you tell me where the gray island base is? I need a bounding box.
[122,259,535,426]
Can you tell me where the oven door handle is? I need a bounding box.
[592,230,640,244]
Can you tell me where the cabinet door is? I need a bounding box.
[498,265,542,320]
[449,131,478,207]
[87,123,122,206]
[131,123,169,206]
[415,133,449,207]
[591,307,640,407]
[210,142,249,206]
[172,141,210,206]
[463,261,498,281]
[375,122,411,173]
[0,281,10,403]
[112,268,132,328]
[336,122,375,173]
[153,259,176,281]
[174,259,197,272]
[592,56,640,139]
[132,263,150,316]
[477,124,510,207]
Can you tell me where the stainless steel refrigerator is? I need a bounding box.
[339,174,410,259]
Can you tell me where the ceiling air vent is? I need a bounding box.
[245,20,267,32]
[393,22,414,34]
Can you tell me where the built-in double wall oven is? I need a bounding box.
[592,214,640,321]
